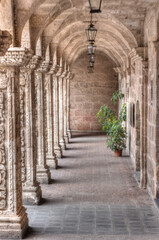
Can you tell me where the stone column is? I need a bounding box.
[20,56,42,205]
[0,48,29,238]
[63,74,69,143]
[44,70,58,168]
[58,70,66,150]
[53,67,62,158]
[34,62,51,184]
[66,74,72,139]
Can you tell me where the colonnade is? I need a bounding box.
[0,47,72,238]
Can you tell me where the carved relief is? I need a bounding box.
[20,72,26,183]
[0,70,8,89]
[34,73,39,153]
[0,92,7,209]
[44,77,49,154]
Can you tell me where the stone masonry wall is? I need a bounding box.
[144,2,159,197]
[70,52,118,131]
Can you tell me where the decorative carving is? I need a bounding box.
[0,69,8,89]
[44,77,49,154]
[0,92,7,209]
[0,48,32,67]
[34,73,39,140]
[20,71,26,183]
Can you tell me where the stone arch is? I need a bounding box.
[45,44,51,61]
[21,20,31,49]
[35,37,42,56]
[70,46,120,67]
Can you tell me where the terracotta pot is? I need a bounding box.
[114,150,122,157]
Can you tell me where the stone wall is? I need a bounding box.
[144,2,159,197]
[70,52,118,131]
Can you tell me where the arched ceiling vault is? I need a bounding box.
[69,45,121,67]
[16,0,158,66]
[60,37,125,66]
[57,31,128,59]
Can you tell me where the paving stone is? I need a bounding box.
[25,135,159,239]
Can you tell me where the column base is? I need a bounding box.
[54,146,63,158]
[64,134,69,144]
[36,166,51,184]
[60,139,66,150]
[22,183,42,205]
[0,207,28,239]
[67,130,71,139]
[46,154,58,169]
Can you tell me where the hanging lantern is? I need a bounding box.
[87,44,96,55]
[88,0,103,13]
[89,60,94,68]
[86,22,97,42]
[90,54,95,63]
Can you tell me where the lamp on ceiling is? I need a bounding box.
[89,60,94,68]
[90,54,95,63]
[88,0,103,13]
[85,14,97,43]
[87,43,96,55]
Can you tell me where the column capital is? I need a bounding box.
[0,47,32,67]
[25,55,42,70]
[66,71,71,79]
[49,64,58,75]
[36,60,52,73]
[67,72,74,80]
[129,47,148,64]
[56,65,63,77]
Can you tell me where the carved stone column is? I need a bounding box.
[34,62,51,184]
[0,48,29,238]
[58,69,66,150]
[20,56,42,205]
[66,73,72,139]
[53,67,62,158]
[44,68,58,168]
[63,73,69,143]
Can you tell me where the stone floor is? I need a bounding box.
[25,134,159,240]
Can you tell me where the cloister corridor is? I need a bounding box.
[24,134,159,240]
[2,0,159,239]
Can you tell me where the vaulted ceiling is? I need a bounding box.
[15,0,158,66]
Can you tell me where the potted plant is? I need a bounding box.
[97,91,127,157]
[106,120,127,156]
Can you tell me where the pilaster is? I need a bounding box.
[57,67,66,150]
[63,71,69,144]
[0,47,29,238]
[44,62,58,168]
[34,61,51,184]
[67,72,72,139]
[20,55,42,205]
[53,65,62,158]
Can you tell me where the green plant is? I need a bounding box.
[106,120,127,151]
[96,105,116,133]
[111,90,124,105]
[96,90,127,152]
